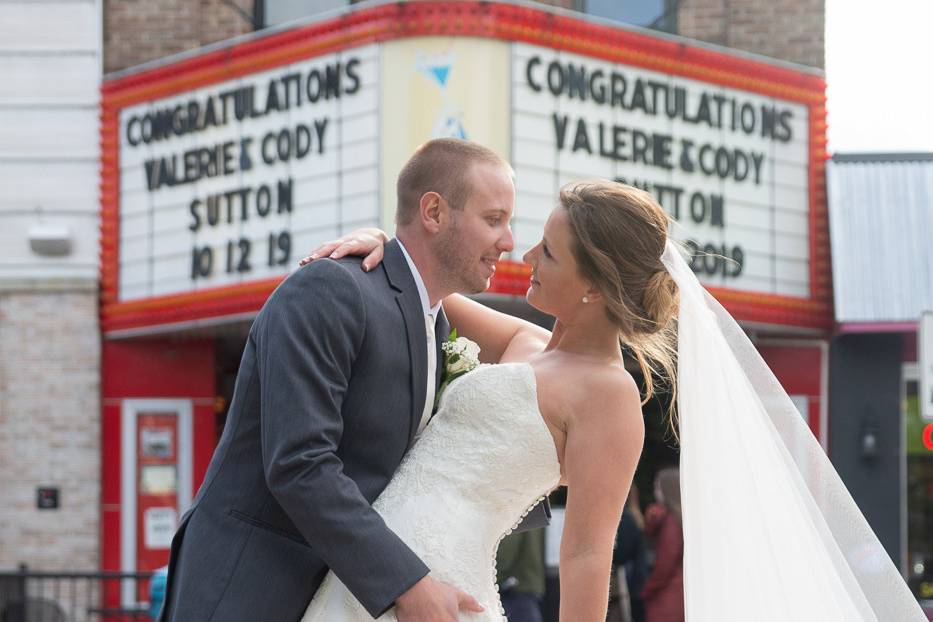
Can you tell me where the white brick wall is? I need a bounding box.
[0,0,103,572]
[0,0,102,281]
[0,287,100,570]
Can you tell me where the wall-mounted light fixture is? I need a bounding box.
[28,223,72,256]
[859,420,880,461]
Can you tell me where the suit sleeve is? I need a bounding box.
[255,260,429,617]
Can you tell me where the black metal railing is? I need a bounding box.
[0,565,154,622]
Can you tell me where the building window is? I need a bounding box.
[258,0,351,29]
[584,0,679,34]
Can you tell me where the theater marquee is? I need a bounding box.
[100,1,829,333]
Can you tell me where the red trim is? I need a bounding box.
[488,259,831,331]
[837,321,919,334]
[102,339,215,397]
[758,344,824,441]
[101,279,281,333]
[100,1,830,333]
[903,332,918,363]
[100,404,122,574]
[101,509,121,570]
[193,403,216,489]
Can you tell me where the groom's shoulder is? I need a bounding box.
[291,254,365,282]
[275,255,384,301]
[262,258,359,309]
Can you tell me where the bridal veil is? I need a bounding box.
[661,238,926,621]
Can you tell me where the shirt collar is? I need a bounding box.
[396,239,442,321]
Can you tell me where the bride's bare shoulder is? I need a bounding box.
[579,365,641,417]
[555,363,644,470]
[541,360,642,425]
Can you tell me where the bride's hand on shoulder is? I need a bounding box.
[298,227,389,271]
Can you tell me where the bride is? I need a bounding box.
[300,180,925,621]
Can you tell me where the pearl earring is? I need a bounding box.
[582,296,589,303]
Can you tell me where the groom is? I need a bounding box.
[160,139,547,622]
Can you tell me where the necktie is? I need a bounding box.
[416,313,437,436]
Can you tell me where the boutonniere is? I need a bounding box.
[435,328,481,408]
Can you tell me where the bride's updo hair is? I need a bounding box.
[559,180,679,429]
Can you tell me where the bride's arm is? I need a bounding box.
[558,372,644,622]
[301,231,552,363]
[440,294,550,363]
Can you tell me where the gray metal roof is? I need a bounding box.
[827,154,933,324]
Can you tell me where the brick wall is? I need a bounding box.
[104,1,823,74]
[678,0,825,68]
[104,0,254,73]
[0,289,100,570]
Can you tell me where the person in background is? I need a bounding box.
[610,487,648,622]
[149,566,168,621]
[641,469,684,622]
[497,529,546,622]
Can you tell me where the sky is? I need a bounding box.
[825,0,933,154]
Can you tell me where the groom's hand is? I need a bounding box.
[395,575,484,621]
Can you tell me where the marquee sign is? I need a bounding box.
[117,47,379,302]
[511,44,810,298]
[100,1,830,334]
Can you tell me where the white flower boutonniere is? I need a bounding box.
[435,328,481,408]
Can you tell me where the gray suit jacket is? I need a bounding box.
[160,240,548,622]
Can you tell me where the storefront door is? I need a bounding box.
[120,399,193,607]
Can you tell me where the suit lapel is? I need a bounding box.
[434,306,449,391]
[382,240,428,448]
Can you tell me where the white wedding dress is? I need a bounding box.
[301,362,560,621]
[302,238,927,622]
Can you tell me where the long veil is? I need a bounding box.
[661,239,926,621]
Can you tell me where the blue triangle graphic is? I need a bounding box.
[430,66,450,86]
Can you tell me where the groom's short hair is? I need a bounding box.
[395,139,513,226]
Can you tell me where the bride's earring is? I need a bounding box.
[582,296,589,303]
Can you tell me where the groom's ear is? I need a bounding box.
[419,191,444,234]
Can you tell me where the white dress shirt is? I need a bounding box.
[396,240,442,436]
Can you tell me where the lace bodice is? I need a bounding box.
[302,362,561,621]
